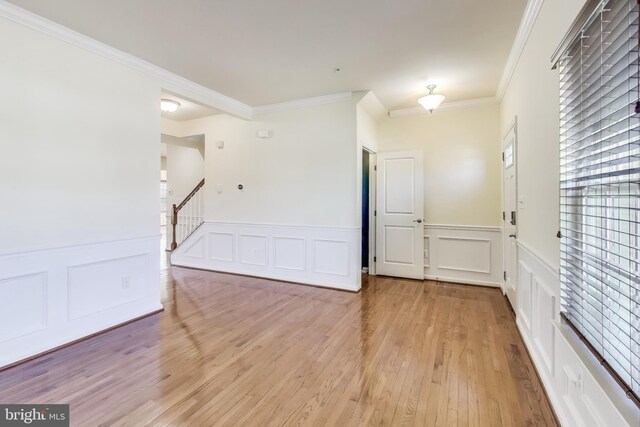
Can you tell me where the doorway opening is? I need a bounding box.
[158,91,218,272]
[362,149,371,272]
[361,148,377,275]
[502,118,518,307]
[160,150,169,270]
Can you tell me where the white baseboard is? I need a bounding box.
[423,224,502,287]
[516,241,639,427]
[171,222,361,291]
[424,275,500,288]
[0,236,162,368]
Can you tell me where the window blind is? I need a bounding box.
[558,0,640,405]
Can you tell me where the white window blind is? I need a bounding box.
[558,0,640,405]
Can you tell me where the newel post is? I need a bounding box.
[171,204,178,251]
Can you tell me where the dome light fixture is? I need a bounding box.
[418,85,445,113]
[160,99,181,113]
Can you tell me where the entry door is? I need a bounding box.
[376,151,424,279]
[503,122,518,305]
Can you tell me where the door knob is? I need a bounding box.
[413,219,423,223]
[509,234,516,238]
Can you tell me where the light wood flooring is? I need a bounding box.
[0,267,558,426]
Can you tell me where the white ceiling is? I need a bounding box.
[8,0,527,110]
[161,91,221,121]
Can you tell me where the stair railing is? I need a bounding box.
[171,178,205,250]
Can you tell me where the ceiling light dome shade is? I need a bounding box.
[160,99,181,113]
[418,85,445,112]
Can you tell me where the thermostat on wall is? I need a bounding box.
[257,130,271,138]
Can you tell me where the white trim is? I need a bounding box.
[0,234,161,257]
[515,241,638,427]
[501,116,518,298]
[423,224,503,287]
[0,0,253,120]
[254,92,354,115]
[200,220,360,232]
[517,240,558,275]
[425,223,502,232]
[424,275,501,288]
[0,236,162,369]
[436,236,492,274]
[496,0,545,101]
[171,222,361,291]
[388,97,498,119]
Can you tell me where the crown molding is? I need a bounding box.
[496,0,544,102]
[388,97,498,119]
[0,0,253,120]
[253,92,354,115]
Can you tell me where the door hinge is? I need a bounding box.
[502,211,505,221]
[502,152,505,161]
[374,210,377,216]
[374,165,377,171]
[503,271,507,281]
[374,256,377,262]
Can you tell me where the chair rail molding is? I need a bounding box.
[0,235,162,369]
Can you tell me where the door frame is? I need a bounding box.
[363,147,377,275]
[501,117,518,297]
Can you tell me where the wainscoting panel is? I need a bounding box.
[0,236,162,369]
[517,261,533,332]
[239,235,268,267]
[183,235,206,259]
[171,222,360,291]
[312,239,350,276]
[273,237,305,271]
[67,254,149,320]
[424,224,502,287]
[515,242,638,427]
[208,232,234,262]
[0,273,47,343]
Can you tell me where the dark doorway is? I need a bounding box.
[362,149,370,270]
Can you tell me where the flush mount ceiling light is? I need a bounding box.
[418,85,445,113]
[160,99,181,113]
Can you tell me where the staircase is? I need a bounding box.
[171,178,205,250]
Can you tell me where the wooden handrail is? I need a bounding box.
[176,178,205,211]
[171,178,205,250]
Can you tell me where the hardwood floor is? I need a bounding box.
[0,267,558,426]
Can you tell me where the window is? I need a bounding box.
[557,0,640,405]
[504,141,514,168]
[160,181,167,214]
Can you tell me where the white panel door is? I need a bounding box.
[376,151,424,279]
[502,122,518,306]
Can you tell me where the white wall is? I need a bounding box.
[500,0,586,267]
[0,18,160,254]
[166,98,362,290]
[165,139,204,208]
[167,100,358,228]
[500,0,639,425]
[0,16,161,368]
[378,105,502,227]
[375,105,503,286]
